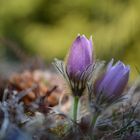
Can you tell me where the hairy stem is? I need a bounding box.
[89,113,100,139]
[73,96,79,122]
[91,113,99,128]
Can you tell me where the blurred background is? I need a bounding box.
[0,0,140,80]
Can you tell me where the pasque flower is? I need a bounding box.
[54,35,94,113]
[66,35,93,80]
[95,59,130,100]
[64,35,94,122]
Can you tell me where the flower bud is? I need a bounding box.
[95,59,130,100]
[66,35,93,80]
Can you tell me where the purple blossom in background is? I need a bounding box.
[95,59,130,100]
[66,35,93,80]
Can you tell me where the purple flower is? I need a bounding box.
[66,35,93,80]
[95,59,130,100]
